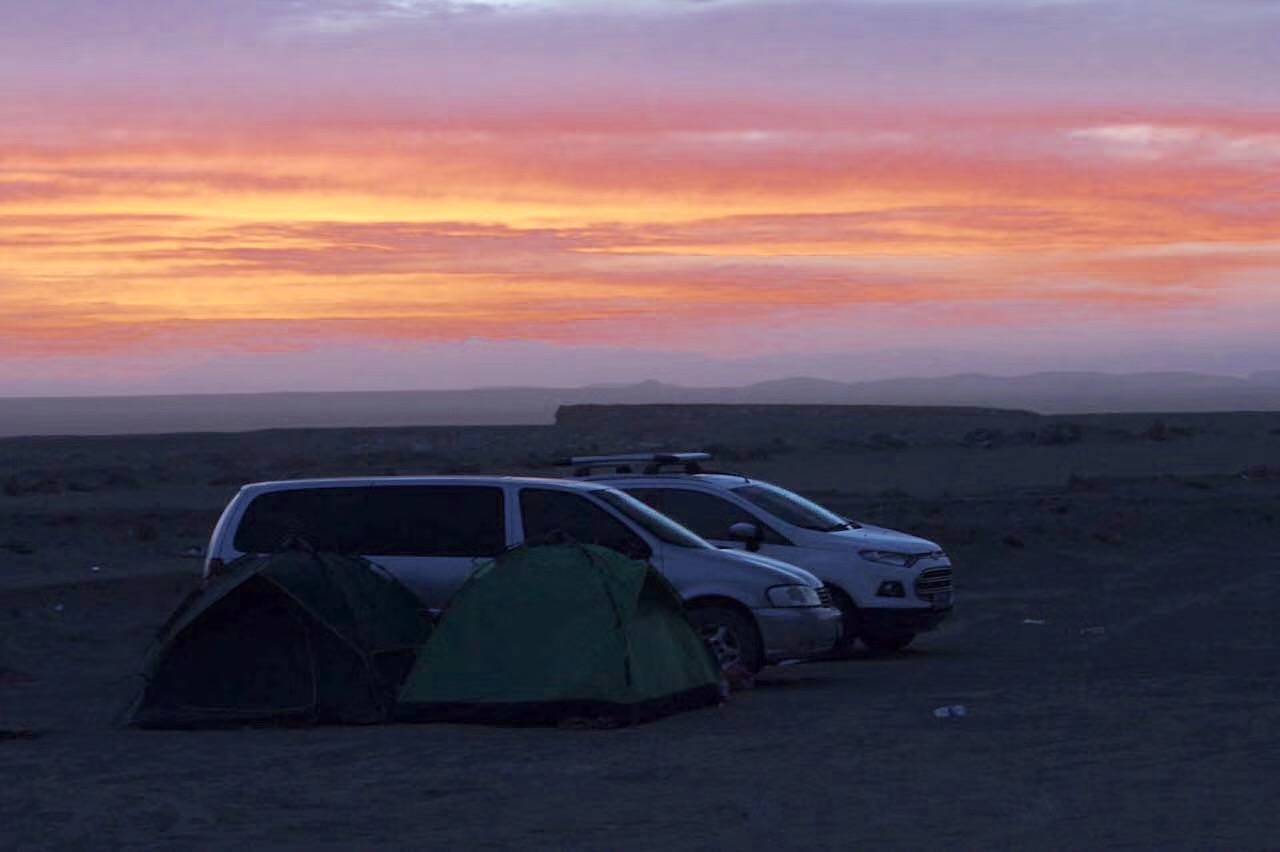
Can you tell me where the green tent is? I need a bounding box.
[129,550,432,728]
[396,544,723,725]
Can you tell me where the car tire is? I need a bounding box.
[862,633,915,654]
[826,587,861,659]
[686,604,764,675]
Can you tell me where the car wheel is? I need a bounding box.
[862,633,915,654]
[687,605,764,675]
[827,587,860,659]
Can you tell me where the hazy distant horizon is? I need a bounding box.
[4,340,1280,399]
[6,367,1280,402]
[5,369,1280,438]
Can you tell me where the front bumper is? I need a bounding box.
[753,605,843,663]
[861,604,952,637]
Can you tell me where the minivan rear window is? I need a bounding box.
[234,486,505,557]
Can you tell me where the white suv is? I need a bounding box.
[204,475,841,673]
[574,453,953,653]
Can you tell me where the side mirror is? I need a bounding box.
[728,522,763,552]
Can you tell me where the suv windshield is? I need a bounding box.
[594,489,712,549]
[731,483,853,532]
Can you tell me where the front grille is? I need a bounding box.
[816,585,834,607]
[915,567,953,600]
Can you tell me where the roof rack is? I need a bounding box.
[559,452,712,477]
[692,468,753,483]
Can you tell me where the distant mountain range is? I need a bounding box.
[3,371,1280,437]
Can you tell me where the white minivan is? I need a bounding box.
[204,475,841,673]
[574,453,953,653]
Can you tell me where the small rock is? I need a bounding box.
[1002,534,1027,549]
[0,668,35,686]
[0,729,43,740]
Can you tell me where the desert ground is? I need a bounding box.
[2,404,1278,849]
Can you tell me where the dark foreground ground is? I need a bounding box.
[3,479,1278,849]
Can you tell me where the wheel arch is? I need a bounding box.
[824,582,860,610]
[683,595,765,661]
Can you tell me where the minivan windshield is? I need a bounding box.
[731,483,854,532]
[595,488,713,549]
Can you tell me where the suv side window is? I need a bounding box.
[630,488,787,545]
[519,488,652,560]
[234,486,505,557]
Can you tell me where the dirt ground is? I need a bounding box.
[2,412,1279,849]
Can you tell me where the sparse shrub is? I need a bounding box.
[866,432,910,450]
[963,428,1003,449]
[1141,419,1171,442]
[1,539,34,555]
[522,452,558,470]
[738,445,776,461]
[1038,497,1071,515]
[1036,422,1083,446]
[703,442,732,458]
[279,455,319,472]
[132,522,158,543]
[66,466,140,493]
[440,463,483,474]
[1002,534,1026,549]
[3,471,66,497]
[702,442,784,462]
[1067,473,1104,492]
[107,468,140,488]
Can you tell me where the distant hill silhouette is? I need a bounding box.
[2,370,1279,437]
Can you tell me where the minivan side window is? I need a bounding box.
[630,488,788,545]
[234,486,505,557]
[519,488,652,560]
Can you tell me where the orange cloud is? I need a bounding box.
[3,103,1278,360]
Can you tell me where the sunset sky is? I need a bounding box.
[3,0,1278,395]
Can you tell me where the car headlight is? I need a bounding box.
[859,549,915,567]
[766,585,822,607]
